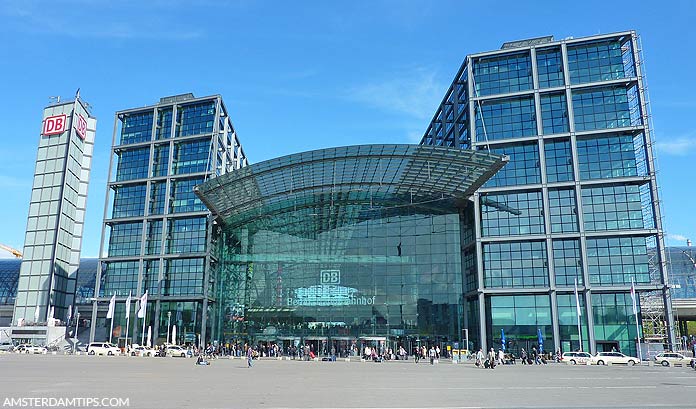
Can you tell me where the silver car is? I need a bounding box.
[653,352,695,367]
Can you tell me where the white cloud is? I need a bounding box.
[655,137,696,156]
[667,233,689,242]
[346,66,445,121]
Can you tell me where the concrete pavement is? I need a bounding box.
[1,354,694,408]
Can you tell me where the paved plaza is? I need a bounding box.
[1,354,695,409]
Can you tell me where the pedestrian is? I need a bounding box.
[475,348,484,368]
[428,346,436,364]
[487,348,496,369]
[498,348,505,366]
[246,345,253,368]
[520,348,527,365]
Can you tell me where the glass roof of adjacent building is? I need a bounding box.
[195,144,507,230]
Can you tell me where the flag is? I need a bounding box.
[34,306,39,323]
[137,291,148,319]
[501,328,506,351]
[630,278,638,316]
[67,305,72,323]
[125,291,132,319]
[574,278,582,317]
[106,294,116,319]
[537,328,544,353]
[49,306,54,319]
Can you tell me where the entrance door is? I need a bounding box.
[304,337,327,357]
[596,341,620,353]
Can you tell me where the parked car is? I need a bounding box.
[16,344,47,354]
[591,351,640,366]
[653,352,695,367]
[561,351,592,365]
[87,342,121,356]
[165,345,187,357]
[128,345,154,357]
[0,342,15,352]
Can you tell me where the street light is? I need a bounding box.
[167,311,172,345]
[72,312,80,354]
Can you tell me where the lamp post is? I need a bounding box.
[73,312,80,354]
[167,311,172,345]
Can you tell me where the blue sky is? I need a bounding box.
[0,0,694,258]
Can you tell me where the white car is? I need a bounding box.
[166,345,187,357]
[653,352,695,367]
[87,342,121,356]
[561,351,592,365]
[591,351,640,366]
[16,344,47,354]
[128,345,154,357]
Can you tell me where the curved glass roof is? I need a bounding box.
[0,258,98,305]
[195,144,507,229]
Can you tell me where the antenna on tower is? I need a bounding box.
[75,88,80,99]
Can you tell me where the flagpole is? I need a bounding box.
[574,278,583,352]
[141,309,146,346]
[73,309,79,354]
[125,296,130,350]
[141,300,147,347]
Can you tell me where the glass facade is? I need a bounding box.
[195,144,506,354]
[666,247,696,300]
[421,31,671,355]
[486,295,553,355]
[92,94,247,347]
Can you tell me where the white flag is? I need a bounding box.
[106,294,116,319]
[125,291,132,319]
[49,306,54,320]
[574,278,582,317]
[630,278,638,316]
[34,306,39,323]
[67,305,72,323]
[137,291,148,319]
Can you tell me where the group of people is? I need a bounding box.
[474,346,549,368]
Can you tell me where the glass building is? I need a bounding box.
[420,31,674,355]
[90,94,247,346]
[1,258,98,327]
[12,97,96,326]
[195,145,507,356]
[667,246,696,301]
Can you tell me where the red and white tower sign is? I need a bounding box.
[42,114,67,136]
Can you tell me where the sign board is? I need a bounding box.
[320,270,340,285]
[74,114,87,140]
[42,114,67,136]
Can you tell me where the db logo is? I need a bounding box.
[74,114,87,139]
[42,114,67,136]
[320,270,340,285]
